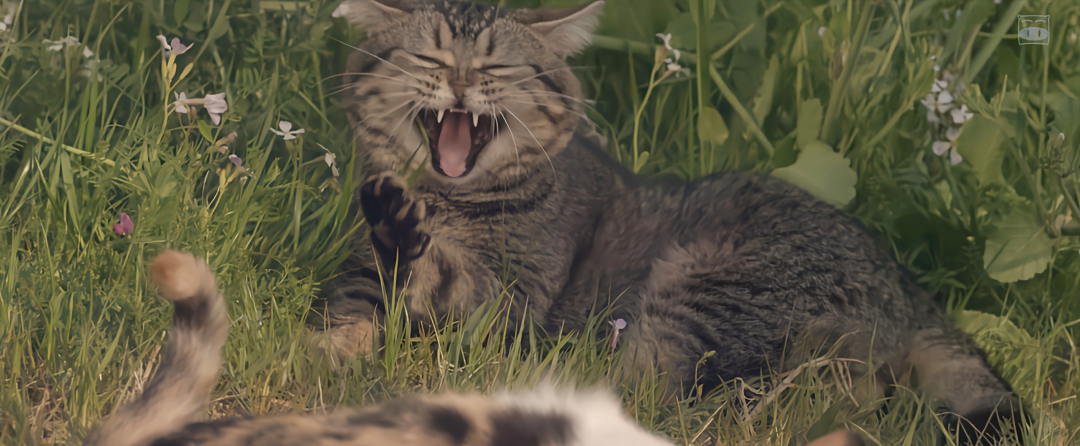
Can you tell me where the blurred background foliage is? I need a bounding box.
[1,0,1079,444]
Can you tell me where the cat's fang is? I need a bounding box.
[472,112,479,127]
[436,109,445,123]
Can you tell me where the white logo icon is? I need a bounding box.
[1018,15,1050,45]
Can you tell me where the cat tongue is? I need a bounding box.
[437,112,472,177]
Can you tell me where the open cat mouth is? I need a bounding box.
[418,109,495,178]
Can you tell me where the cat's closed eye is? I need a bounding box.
[405,53,449,69]
[481,64,532,77]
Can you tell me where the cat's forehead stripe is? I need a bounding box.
[428,0,501,37]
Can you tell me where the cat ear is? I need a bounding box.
[523,1,605,58]
[333,0,413,31]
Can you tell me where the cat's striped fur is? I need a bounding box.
[82,250,864,446]
[80,250,678,446]
[320,0,1026,444]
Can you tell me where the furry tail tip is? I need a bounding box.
[149,249,219,303]
[82,250,228,446]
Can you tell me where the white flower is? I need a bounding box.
[1060,133,1066,141]
[818,27,826,37]
[655,33,681,61]
[931,79,948,93]
[156,35,192,58]
[927,110,940,124]
[270,121,305,140]
[663,57,682,74]
[933,64,940,72]
[322,149,340,177]
[173,92,190,114]
[43,36,91,57]
[656,33,673,50]
[332,2,350,18]
[1071,33,1078,43]
[921,90,953,114]
[172,92,227,125]
[950,104,973,124]
[0,2,16,31]
[203,93,227,125]
[932,126,963,166]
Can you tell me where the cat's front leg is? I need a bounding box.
[359,172,432,266]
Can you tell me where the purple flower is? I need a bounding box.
[228,154,242,167]
[609,318,627,352]
[113,213,134,237]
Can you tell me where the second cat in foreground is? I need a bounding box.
[319,0,1026,444]
[81,250,864,446]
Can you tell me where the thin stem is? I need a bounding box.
[0,116,116,166]
[963,0,1028,86]
[820,2,874,146]
[1058,175,1080,228]
[708,64,774,156]
[631,64,662,173]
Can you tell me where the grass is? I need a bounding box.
[1,0,1079,445]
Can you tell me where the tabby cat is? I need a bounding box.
[320,0,1025,444]
[82,250,685,446]
[84,250,866,446]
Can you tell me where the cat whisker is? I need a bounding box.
[502,89,595,107]
[496,109,522,171]
[355,99,418,128]
[491,103,516,167]
[331,39,424,83]
[501,100,591,122]
[326,86,418,100]
[501,107,558,183]
[325,76,417,97]
[509,66,577,86]
[386,101,425,144]
[325,72,415,86]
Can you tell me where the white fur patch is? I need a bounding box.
[496,384,674,446]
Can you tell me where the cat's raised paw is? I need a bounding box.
[359,172,430,261]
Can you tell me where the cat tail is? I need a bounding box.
[906,327,1026,445]
[83,250,229,446]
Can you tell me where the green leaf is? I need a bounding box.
[771,141,857,207]
[207,0,233,42]
[173,0,190,25]
[1046,85,1080,146]
[955,115,1006,186]
[796,98,823,148]
[806,402,844,442]
[197,120,214,144]
[697,106,729,146]
[751,55,778,126]
[983,205,1054,283]
[953,310,1034,346]
[770,132,797,169]
[633,151,651,173]
[665,13,735,52]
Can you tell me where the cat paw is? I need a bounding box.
[359,172,431,261]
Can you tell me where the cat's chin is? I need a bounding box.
[418,108,495,178]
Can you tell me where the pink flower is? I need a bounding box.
[156,35,192,58]
[113,213,134,237]
[228,154,242,167]
[609,318,627,351]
